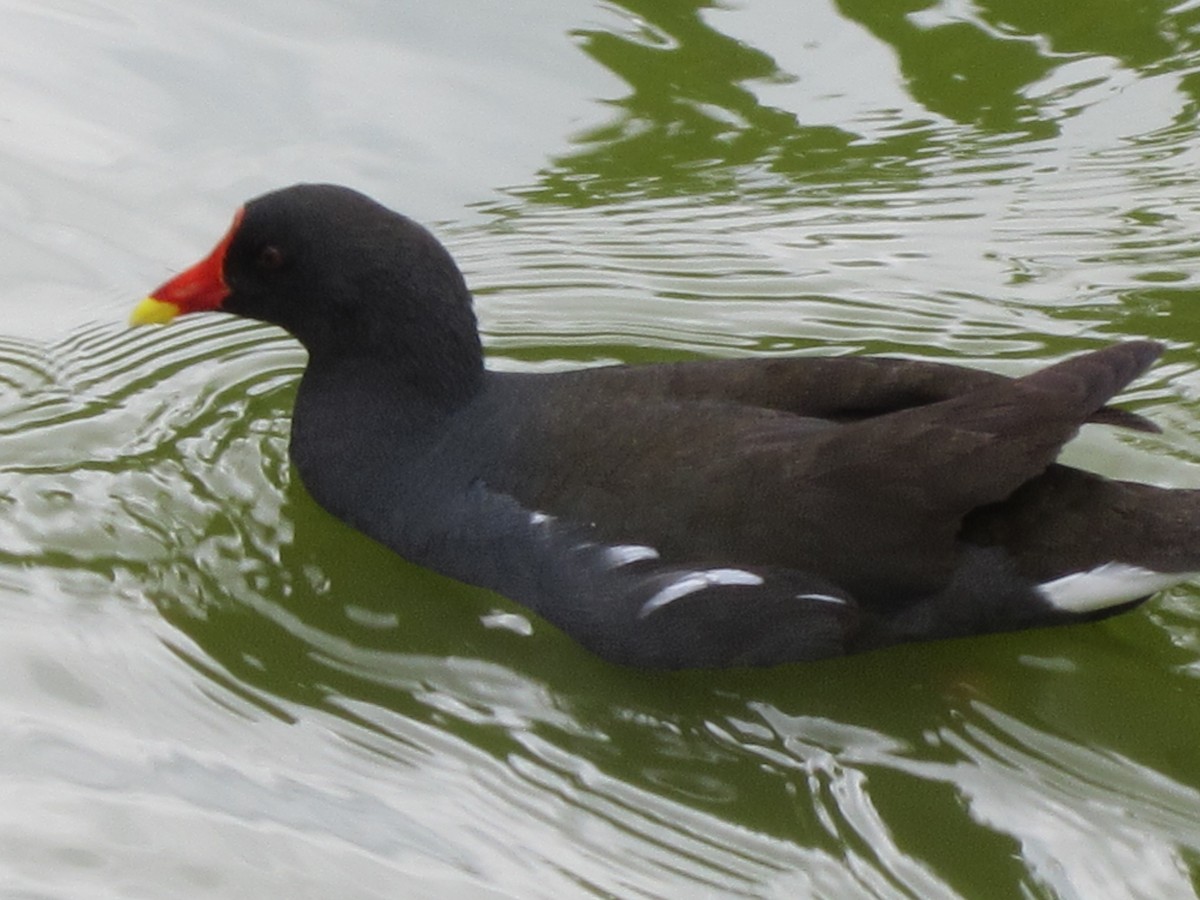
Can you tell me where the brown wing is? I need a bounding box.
[550,351,1159,431]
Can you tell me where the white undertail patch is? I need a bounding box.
[1037,562,1196,613]
[639,568,764,618]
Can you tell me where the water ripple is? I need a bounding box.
[2,212,1199,897]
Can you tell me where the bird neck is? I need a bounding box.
[296,294,486,413]
[304,342,484,417]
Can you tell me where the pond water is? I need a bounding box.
[3,0,1200,897]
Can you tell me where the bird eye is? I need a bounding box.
[257,245,285,270]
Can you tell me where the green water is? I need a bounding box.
[3,0,1200,897]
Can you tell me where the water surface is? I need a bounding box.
[3,0,1200,897]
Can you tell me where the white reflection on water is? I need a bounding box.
[739,701,1200,900]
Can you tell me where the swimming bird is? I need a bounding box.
[131,184,1199,667]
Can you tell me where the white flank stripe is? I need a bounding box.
[796,592,847,606]
[639,568,764,618]
[702,568,764,586]
[1038,563,1196,613]
[605,544,661,567]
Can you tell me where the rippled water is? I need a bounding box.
[4,0,1200,897]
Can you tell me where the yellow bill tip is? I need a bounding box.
[129,296,181,326]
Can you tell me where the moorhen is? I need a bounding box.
[131,184,1200,667]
